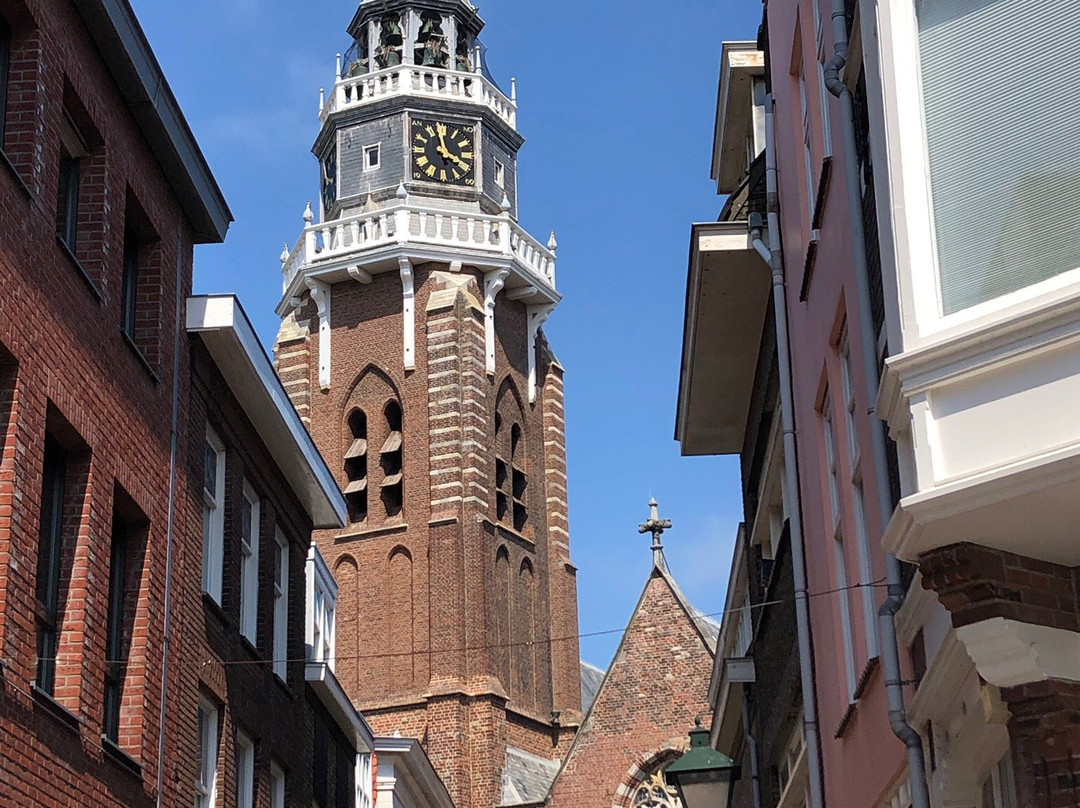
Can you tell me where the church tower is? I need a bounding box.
[272,3,582,807]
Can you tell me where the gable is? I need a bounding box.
[547,570,716,808]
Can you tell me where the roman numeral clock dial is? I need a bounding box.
[412,118,476,186]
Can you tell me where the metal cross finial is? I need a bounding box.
[638,498,672,567]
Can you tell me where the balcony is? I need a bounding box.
[277,201,557,315]
[320,64,516,130]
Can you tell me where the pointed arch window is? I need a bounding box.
[344,409,368,523]
[511,424,528,532]
[495,402,528,533]
[380,401,403,518]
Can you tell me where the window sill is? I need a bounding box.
[121,330,160,384]
[56,236,104,304]
[102,736,143,777]
[834,699,858,739]
[0,148,33,200]
[798,234,820,302]
[853,656,880,701]
[335,522,409,542]
[31,683,82,733]
[491,520,535,547]
[239,634,261,662]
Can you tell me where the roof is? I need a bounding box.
[187,295,347,528]
[72,0,232,242]
[500,747,561,807]
[580,661,605,713]
[376,736,457,808]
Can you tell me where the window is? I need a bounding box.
[380,401,403,518]
[777,722,806,798]
[240,482,260,644]
[839,333,879,660]
[823,392,857,702]
[236,732,255,808]
[364,144,380,171]
[335,741,355,808]
[357,753,373,808]
[56,120,85,252]
[495,410,528,533]
[981,752,1017,808]
[272,529,289,679]
[0,13,11,145]
[196,699,220,808]
[203,428,225,603]
[307,546,337,669]
[734,592,753,657]
[103,512,129,743]
[494,159,505,188]
[811,0,833,158]
[511,424,528,532]
[34,435,68,694]
[121,231,139,340]
[916,0,1080,314]
[344,409,368,523]
[270,763,286,808]
[798,66,816,232]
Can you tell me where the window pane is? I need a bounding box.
[35,436,68,693]
[121,234,139,338]
[917,0,1080,313]
[57,154,80,249]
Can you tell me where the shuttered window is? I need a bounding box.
[917,0,1080,314]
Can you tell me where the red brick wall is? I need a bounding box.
[547,571,715,808]
[279,263,581,808]
[0,0,194,803]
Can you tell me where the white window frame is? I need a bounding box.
[834,530,858,704]
[203,428,226,604]
[811,0,833,159]
[270,763,286,808]
[982,753,1017,808]
[273,528,289,680]
[822,391,841,531]
[357,753,374,808]
[798,65,816,233]
[734,592,753,658]
[876,0,1080,342]
[196,698,220,808]
[236,731,255,808]
[363,143,380,172]
[494,159,505,189]
[839,334,879,660]
[240,482,260,644]
[306,546,338,669]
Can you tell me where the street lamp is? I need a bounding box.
[664,721,741,808]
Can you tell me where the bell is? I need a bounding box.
[420,18,440,37]
[385,49,402,67]
[384,17,403,37]
[348,59,369,78]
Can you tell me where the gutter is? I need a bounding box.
[822,7,931,808]
[747,93,825,808]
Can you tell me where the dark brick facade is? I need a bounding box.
[0,0,195,803]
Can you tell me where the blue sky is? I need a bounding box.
[132,0,762,668]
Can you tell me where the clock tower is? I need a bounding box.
[272,3,583,807]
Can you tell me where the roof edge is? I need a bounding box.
[72,0,232,243]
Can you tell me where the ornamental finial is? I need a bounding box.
[303,201,314,224]
[547,230,558,254]
[280,243,290,264]
[638,498,672,569]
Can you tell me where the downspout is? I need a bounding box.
[747,92,825,808]
[155,216,186,808]
[742,691,763,808]
[822,9,931,808]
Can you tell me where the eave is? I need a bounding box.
[711,42,765,195]
[306,661,376,754]
[676,221,772,456]
[187,295,347,528]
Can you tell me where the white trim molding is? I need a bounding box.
[484,269,510,375]
[399,258,415,370]
[526,304,555,403]
[956,617,1080,689]
[305,278,332,391]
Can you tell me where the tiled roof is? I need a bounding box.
[500,746,562,807]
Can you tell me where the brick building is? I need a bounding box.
[545,516,718,808]
[271,4,583,808]
[0,0,229,803]
[678,0,1080,806]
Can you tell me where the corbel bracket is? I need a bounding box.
[484,269,510,375]
[527,303,556,403]
[305,278,332,392]
[400,258,416,370]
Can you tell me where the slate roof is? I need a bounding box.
[500,746,562,807]
[580,661,605,713]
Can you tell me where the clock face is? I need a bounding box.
[321,148,338,213]
[411,118,476,186]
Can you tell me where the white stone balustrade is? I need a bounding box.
[281,203,556,294]
[321,65,517,129]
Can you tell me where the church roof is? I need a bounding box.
[500,747,562,808]
[580,661,606,713]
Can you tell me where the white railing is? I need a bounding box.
[281,203,556,292]
[320,64,517,129]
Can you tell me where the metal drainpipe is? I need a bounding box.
[822,7,931,808]
[742,691,763,808]
[155,216,186,808]
[747,92,825,808]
